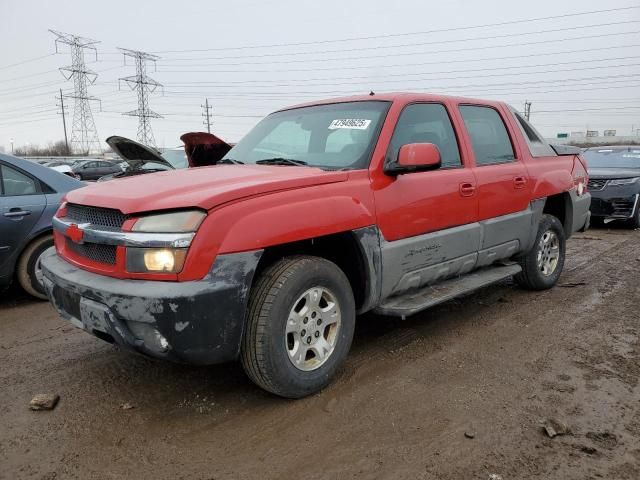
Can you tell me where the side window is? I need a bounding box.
[511,109,557,158]
[514,112,543,143]
[388,103,461,168]
[459,105,515,166]
[1,165,37,196]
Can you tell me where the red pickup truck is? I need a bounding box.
[41,93,590,398]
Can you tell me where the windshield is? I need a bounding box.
[161,149,188,169]
[221,101,390,170]
[583,148,640,169]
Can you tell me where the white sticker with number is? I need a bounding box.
[328,119,371,130]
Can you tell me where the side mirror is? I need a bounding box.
[385,143,442,175]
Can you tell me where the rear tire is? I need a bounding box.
[16,234,53,300]
[241,255,355,398]
[515,214,565,291]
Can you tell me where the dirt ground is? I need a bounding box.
[1,226,639,480]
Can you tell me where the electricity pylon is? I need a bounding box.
[50,30,101,154]
[119,48,162,147]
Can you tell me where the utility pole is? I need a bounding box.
[118,48,162,147]
[202,98,212,133]
[50,30,101,155]
[56,88,69,154]
[524,101,532,121]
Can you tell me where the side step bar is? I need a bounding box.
[374,264,522,319]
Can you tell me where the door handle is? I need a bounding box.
[4,209,31,218]
[514,176,527,189]
[459,182,476,197]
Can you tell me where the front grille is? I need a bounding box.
[587,178,608,191]
[65,203,126,231]
[66,239,117,265]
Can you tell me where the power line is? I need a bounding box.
[158,32,640,70]
[149,5,640,54]
[158,61,640,89]
[157,20,640,62]
[156,54,640,86]
[0,53,56,71]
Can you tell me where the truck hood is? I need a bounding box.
[588,167,640,179]
[64,165,349,214]
[106,136,173,170]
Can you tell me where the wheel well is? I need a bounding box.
[254,232,368,309]
[14,230,53,274]
[543,193,570,233]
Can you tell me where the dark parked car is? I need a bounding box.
[0,153,83,298]
[584,146,640,228]
[96,133,231,181]
[71,159,122,180]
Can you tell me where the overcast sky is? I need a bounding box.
[0,0,639,152]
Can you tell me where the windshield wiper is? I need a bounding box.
[256,157,308,166]
[218,158,245,165]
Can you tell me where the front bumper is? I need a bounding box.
[41,247,262,365]
[589,191,639,219]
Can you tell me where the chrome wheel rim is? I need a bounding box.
[537,230,560,276]
[286,286,341,371]
[34,251,45,289]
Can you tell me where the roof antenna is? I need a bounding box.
[369,91,375,96]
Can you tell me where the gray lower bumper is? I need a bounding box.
[41,248,262,365]
[570,191,591,234]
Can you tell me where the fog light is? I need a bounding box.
[126,247,187,273]
[145,249,175,271]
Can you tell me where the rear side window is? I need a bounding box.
[459,105,515,166]
[388,103,462,168]
[1,164,37,196]
[511,108,557,157]
[514,112,543,143]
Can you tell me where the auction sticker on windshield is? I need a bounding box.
[328,119,371,130]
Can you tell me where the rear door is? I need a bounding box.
[373,102,479,298]
[457,104,533,261]
[0,162,46,272]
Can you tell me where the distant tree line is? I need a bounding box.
[14,140,73,157]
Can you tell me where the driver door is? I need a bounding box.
[372,102,479,298]
[0,162,46,274]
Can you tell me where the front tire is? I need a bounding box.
[16,234,53,300]
[515,214,566,290]
[241,256,355,398]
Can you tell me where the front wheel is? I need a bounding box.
[241,256,355,398]
[515,214,566,290]
[16,234,53,300]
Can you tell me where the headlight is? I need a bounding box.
[132,210,206,233]
[126,248,187,273]
[609,177,640,186]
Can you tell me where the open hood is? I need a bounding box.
[180,132,232,167]
[106,136,173,170]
